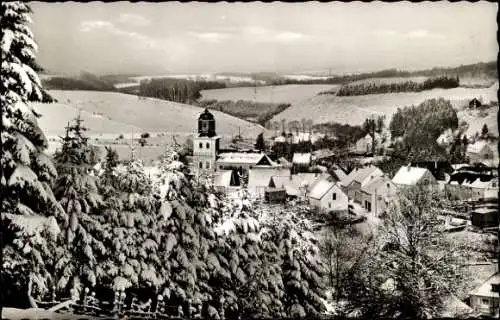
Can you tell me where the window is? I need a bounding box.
[206,161,210,169]
[328,202,331,208]
[332,193,337,200]
[387,183,390,189]
[423,179,429,185]
[206,142,210,148]
[482,298,490,305]
[199,142,203,149]
[492,182,497,188]
[199,162,203,169]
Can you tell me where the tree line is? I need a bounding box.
[197,99,291,127]
[336,76,460,96]
[138,79,227,104]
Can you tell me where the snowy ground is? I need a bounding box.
[2,308,105,320]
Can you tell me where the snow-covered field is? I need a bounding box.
[271,82,499,134]
[200,84,339,104]
[32,90,271,138]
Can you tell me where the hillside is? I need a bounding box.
[271,82,498,136]
[32,90,270,140]
[200,84,338,104]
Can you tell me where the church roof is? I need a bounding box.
[198,108,215,120]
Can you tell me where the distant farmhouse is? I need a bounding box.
[467,140,495,164]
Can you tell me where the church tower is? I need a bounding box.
[193,109,220,172]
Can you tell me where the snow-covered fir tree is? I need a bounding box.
[52,116,105,296]
[1,1,64,305]
[96,147,163,295]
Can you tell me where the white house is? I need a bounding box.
[308,179,348,212]
[360,176,397,217]
[213,170,241,194]
[248,167,291,198]
[216,152,276,172]
[469,272,500,317]
[355,133,383,154]
[340,166,384,203]
[392,166,438,190]
[467,141,495,164]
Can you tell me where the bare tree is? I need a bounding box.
[344,186,467,319]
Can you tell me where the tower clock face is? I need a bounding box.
[202,121,209,133]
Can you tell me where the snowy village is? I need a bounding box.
[1,2,499,320]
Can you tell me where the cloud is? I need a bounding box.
[117,13,151,27]
[187,31,232,43]
[242,26,307,43]
[80,20,114,32]
[274,32,305,42]
[79,20,158,48]
[407,29,429,38]
[373,29,444,39]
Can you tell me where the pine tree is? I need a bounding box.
[481,124,489,137]
[52,116,105,296]
[97,151,162,298]
[255,133,266,152]
[1,1,64,308]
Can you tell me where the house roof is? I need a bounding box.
[467,141,491,154]
[362,176,395,195]
[309,180,336,200]
[392,166,434,186]
[341,166,383,187]
[214,170,233,187]
[292,153,311,165]
[270,176,302,196]
[274,136,286,143]
[470,272,500,298]
[217,152,275,166]
[332,168,347,181]
[248,168,290,189]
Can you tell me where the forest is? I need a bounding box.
[335,76,460,96]
[197,99,291,127]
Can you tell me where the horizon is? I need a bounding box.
[30,2,498,76]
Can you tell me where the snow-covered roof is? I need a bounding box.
[362,176,395,195]
[470,272,500,298]
[309,180,335,200]
[217,152,275,166]
[214,170,232,187]
[332,168,347,181]
[467,141,491,154]
[292,153,311,165]
[248,167,290,189]
[270,176,302,197]
[341,166,383,187]
[312,149,335,160]
[392,166,434,186]
[452,164,470,171]
[274,136,286,143]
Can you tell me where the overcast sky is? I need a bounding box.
[29,1,498,76]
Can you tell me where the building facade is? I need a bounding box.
[192,109,220,172]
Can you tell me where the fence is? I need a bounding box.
[32,287,223,319]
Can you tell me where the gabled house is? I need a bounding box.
[469,272,500,317]
[216,152,276,173]
[248,167,291,198]
[340,165,384,203]
[360,176,397,217]
[268,172,324,201]
[467,141,494,164]
[392,166,438,190]
[355,133,383,154]
[213,170,241,194]
[308,179,348,213]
